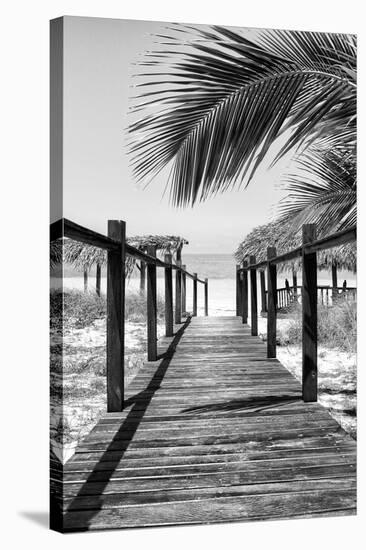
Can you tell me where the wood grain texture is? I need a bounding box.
[164,254,173,336]
[250,256,258,336]
[147,245,157,361]
[241,261,248,324]
[59,316,356,532]
[106,220,125,412]
[302,225,318,402]
[267,247,277,358]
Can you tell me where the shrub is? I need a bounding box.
[125,290,165,322]
[50,289,107,330]
[278,298,356,353]
[50,288,165,330]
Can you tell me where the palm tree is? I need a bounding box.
[129,26,356,207]
[279,145,356,234]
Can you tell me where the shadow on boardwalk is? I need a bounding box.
[182,395,302,415]
[60,317,192,530]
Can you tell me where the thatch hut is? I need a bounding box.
[58,235,188,295]
[235,217,356,302]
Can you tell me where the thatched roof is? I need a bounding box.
[50,239,63,270]
[51,235,189,273]
[235,218,356,273]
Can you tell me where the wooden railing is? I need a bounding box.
[236,224,356,402]
[261,284,357,311]
[50,218,208,411]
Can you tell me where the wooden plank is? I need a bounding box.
[193,273,198,316]
[60,315,356,532]
[260,270,266,313]
[242,261,248,324]
[96,263,101,296]
[204,278,208,316]
[302,224,318,402]
[147,245,157,360]
[106,220,125,412]
[250,256,258,336]
[62,488,356,531]
[175,260,182,324]
[267,247,277,358]
[181,264,187,315]
[164,254,173,336]
[236,264,241,316]
[139,260,146,294]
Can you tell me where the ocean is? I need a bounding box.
[52,253,356,317]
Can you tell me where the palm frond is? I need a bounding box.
[279,147,356,234]
[129,25,356,206]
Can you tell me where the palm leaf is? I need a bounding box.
[279,147,356,234]
[129,25,356,206]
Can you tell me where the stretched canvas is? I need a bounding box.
[50,16,357,532]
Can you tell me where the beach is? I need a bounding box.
[50,255,356,462]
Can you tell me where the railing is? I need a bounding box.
[50,217,208,411]
[261,285,357,311]
[236,224,356,402]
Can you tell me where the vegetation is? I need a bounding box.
[129,26,356,207]
[50,288,165,331]
[278,299,356,353]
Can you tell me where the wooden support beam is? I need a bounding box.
[193,273,198,317]
[260,270,266,313]
[83,267,88,293]
[204,278,208,316]
[181,264,187,316]
[96,263,101,296]
[242,261,248,324]
[175,260,182,324]
[139,260,146,294]
[250,256,258,336]
[332,263,338,302]
[107,220,126,412]
[267,247,277,358]
[236,264,241,316]
[302,224,318,402]
[164,254,173,337]
[293,269,298,301]
[147,245,158,361]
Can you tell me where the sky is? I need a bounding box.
[61,16,294,254]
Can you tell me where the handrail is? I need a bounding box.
[51,216,209,411]
[238,225,356,271]
[236,222,357,404]
[51,217,206,283]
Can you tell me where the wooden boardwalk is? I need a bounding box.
[57,316,356,531]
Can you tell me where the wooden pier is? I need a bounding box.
[55,316,356,531]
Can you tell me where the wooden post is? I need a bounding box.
[260,270,266,313]
[181,265,187,316]
[107,220,126,412]
[164,254,173,337]
[267,247,277,358]
[193,273,198,316]
[139,260,146,294]
[332,262,338,302]
[147,245,157,361]
[175,261,182,324]
[293,269,298,301]
[83,266,88,292]
[242,261,248,324]
[236,264,241,316]
[204,278,208,316]
[250,256,258,336]
[96,263,101,296]
[302,224,317,402]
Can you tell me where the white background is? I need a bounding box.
[0,1,364,549]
